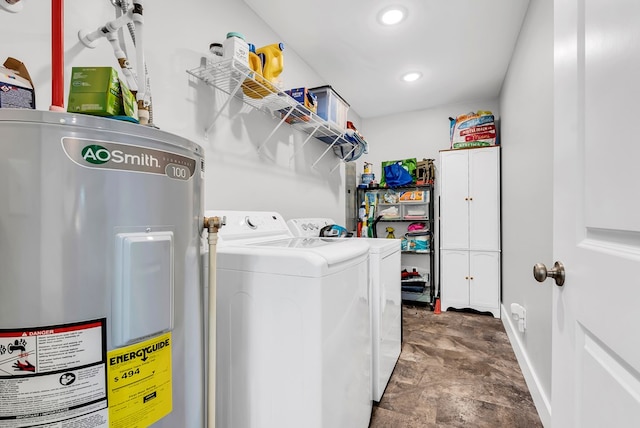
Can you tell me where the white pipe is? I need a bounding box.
[205,217,224,428]
[132,1,149,124]
[105,32,138,92]
[78,9,134,48]
[208,229,217,428]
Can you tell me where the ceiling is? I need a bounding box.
[242,0,531,119]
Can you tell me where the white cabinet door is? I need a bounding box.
[440,249,469,308]
[440,147,500,251]
[440,150,469,250]
[468,147,500,251]
[468,251,500,317]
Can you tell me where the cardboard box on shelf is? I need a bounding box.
[285,87,317,113]
[119,78,138,120]
[0,57,35,109]
[67,67,138,121]
[278,88,318,124]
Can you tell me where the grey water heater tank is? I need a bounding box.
[0,110,205,428]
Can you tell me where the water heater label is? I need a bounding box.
[0,319,108,428]
[61,137,197,181]
[106,332,172,427]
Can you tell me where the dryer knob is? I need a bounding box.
[245,216,257,229]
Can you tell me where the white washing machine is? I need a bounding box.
[287,218,402,402]
[206,211,372,428]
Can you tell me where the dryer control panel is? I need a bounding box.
[287,218,334,237]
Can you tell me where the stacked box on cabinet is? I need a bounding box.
[449,111,497,149]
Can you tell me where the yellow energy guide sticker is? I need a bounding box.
[107,332,172,428]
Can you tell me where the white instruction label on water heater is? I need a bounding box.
[0,319,108,428]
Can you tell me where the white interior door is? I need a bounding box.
[552,0,640,426]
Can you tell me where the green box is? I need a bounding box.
[67,67,123,117]
[119,78,138,121]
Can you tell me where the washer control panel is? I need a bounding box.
[287,218,335,237]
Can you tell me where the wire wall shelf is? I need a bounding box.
[187,58,365,169]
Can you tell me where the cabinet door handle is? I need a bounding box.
[469,276,474,280]
[465,276,469,280]
[468,197,473,201]
[464,197,469,201]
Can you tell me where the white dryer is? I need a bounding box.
[206,211,372,428]
[287,218,402,402]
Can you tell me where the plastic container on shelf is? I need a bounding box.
[256,42,284,84]
[309,85,350,129]
[242,43,272,99]
[208,42,223,60]
[223,32,249,67]
[247,44,263,75]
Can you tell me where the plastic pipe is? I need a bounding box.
[78,9,134,48]
[132,1,149,124]
[50,0,64,111]
[105,32,138,92]
[204,216,225,428]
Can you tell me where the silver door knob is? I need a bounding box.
[533,261,565,286]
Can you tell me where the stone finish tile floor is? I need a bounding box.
[369,305,543,427]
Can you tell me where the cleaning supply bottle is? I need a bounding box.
[223,32,249,67]
[207,42,224,64]
[256,42,284,84]
[242,43,272,99]
[247,43,262,76]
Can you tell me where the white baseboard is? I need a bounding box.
[501,303,551,427]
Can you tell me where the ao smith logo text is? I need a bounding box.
[62,137,197,180]
[82,144,161,168]
[109,338,170,365]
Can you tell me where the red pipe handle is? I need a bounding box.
[51,0,64,110]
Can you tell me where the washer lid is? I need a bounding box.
[217,238,370,277]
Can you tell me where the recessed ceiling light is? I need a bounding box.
[0,0,24,13]
[402,72,422,82]
[378,6,406,26]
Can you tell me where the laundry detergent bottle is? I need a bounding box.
[242,43,271,99]
[256,42,284,84]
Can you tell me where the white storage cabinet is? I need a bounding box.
[439,146,500,318]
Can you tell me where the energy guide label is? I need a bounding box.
[0,319,108,428]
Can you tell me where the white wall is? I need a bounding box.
[0,0,355,223]
[359,99,499,178]
[498,0,553,425]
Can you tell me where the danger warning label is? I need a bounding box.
[0,319,108,428]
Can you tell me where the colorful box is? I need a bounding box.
[119,78,138,120]
[68,67,122,116]
[68,67,138,121]
[285,87,317,113]
[0,57,35,109]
